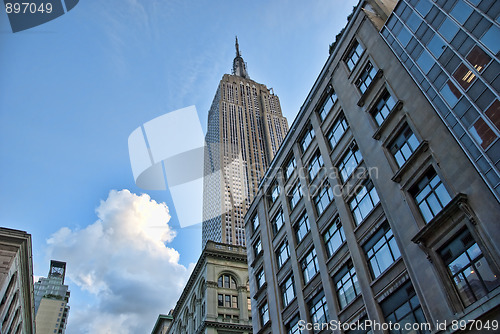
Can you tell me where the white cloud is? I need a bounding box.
[45,189,191,334]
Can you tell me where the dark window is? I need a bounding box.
[470,116,497,149]
[300,125,315,152]
[380,281,429,333]
[440,229,500,307]
[466,45,491,73]
[364,223,401,278]
[453,63,477,90]
[356,62,378,94]
[327,113,349,148]
[338,144,363,182]
[218,294,223,306]
[294,212,310,243]
[286,316,302,334]
[346,40,365,71]
[301,248,319,284]
[371,90,397,126]
[334,262,361,309]
[281,275,296,307]
[319,90,338,120]
[309,293,329,332]
[272,209,285,235]
[276,239,290,268]
[389,124,420,167]
[218,274,237,289]
[324,217,345,257]
[314,182,334,216]
[308,151,324,181]
[288,182,302,210]
[410,168,451,223]
[349,179,380,225]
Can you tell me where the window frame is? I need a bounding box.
[349,179,380,225]
[281,275,296,308]
[272,209,285,236]
[301,247,319,285]
[337,143,363,182]
[308,151,324,181]
[355,61,378,94]
[313,182,335,216]
[300,124,315,152]
[324,217,346,258]
[294,212,310,244]
[388,123,420,168]
[276,239,290,269]
[371,89,397,127]
[363,223,401,279]
[345,39,365,71]
[334,262,361,309]
[327,113,349,149]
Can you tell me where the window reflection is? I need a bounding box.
[466,46,491,73]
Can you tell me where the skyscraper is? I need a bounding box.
[0,227,36,334]
[34,260,70,334]
[244,1,500,333]
[202,38,289,247]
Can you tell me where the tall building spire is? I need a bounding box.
[232,36,249,79]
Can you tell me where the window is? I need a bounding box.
[349,179,380,225]
[281,275,296,307]
[450,0,473,25]
[327,113,349,148]
[364,223,401,278]
[410,168,451,223]
[276,239,290,268]
[259,302,269,326]
[247,297,251,312]
[324,218,345,257]
[284,156,296,180]
[439,17,459,43]
[218,294,238,308]
[294,212,310,243]
[356,62,377,94]
[380,281,428,333]
[300,125,315,152]
[440,229,499,307]
[371,90,396,126]
[257,269,265,289]
[272,209,285,235]
[287,316,302,334]
[334,262,361,309]
[253,238,262,257]
[309,293,329,330]
[440,80,461,107]
[269,181,280,204]
[480,24,500,55]
[319,90,338,120]
[218,274,237,289]
[389,124,420,167]
[346,40,364,71]
[466,46,490,74]
[252,214,259,232]
[314,182,334,216]
[232,296,238,308]
[338,144,363,182]
[301,248,319,284]
[308,151,324,181]
[288,182,302,210]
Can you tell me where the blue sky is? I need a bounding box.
[0,0,356,332]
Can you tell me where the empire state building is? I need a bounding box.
[202,38,288,247]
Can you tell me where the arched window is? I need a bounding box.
[217,274,237,289]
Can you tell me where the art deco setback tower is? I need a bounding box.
[34,261,70,334]
[202,38,288,247]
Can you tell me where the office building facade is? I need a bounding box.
[0,228,35,334]
[202,38,289,247]
[166,241,252,334]
[244,0,500,333]
[34,260,70,334]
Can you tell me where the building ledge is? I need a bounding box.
[391,141,429,183]
[411,193,469,246]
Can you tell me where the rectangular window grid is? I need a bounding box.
[349,180,380,225]
[324,217,345,257]
[364,223,401,278]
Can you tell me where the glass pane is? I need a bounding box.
[475,258,500,291]
[450,0,473,25]
[428,34,446,58]
[481,25,500,55]
[439,18,459,43]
